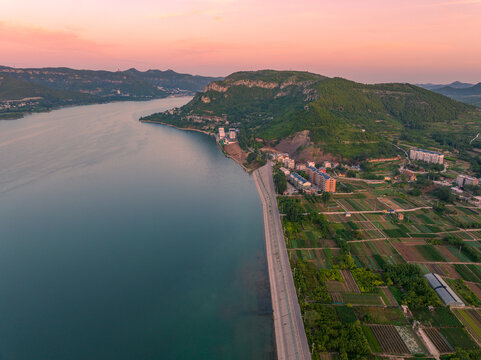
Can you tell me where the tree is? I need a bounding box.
[431,186,455,203]
[273,169,287,194]
[346,170,356,178]
[246,152,256,163]
[321,192,331,204]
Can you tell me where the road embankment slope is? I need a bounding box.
[253,163,311,360]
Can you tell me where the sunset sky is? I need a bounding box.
[1,0,480,83]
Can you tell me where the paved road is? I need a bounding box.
[253,163,311,360]
[320,206,433,215]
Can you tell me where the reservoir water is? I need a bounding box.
[0,98,274,359]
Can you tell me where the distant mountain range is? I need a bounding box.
[0,66,222,119]
[143,70,481,162]
[418,81,481,107]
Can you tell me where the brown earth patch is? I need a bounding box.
[443,264,462,279]
[398,240,427,246]
[295,144,340,163]
[392,243,424,262]
[275,130,310,155]
[224,142,247,165]
[426,264,447,276]
[341,269,361,293]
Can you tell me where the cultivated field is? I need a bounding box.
[370,325,409,354]
[424,327,453,353]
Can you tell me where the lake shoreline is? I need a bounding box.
[140,119,253,172]
[1,95,191,121]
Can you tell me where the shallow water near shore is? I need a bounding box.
[0,98,275,359]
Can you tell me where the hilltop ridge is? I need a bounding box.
[142,70,481,162]
[419,81,481,107]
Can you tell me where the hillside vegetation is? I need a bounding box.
[436,83,481,108]
[142,70,481,161]
[0,76,94,102]
[0,66,221,119]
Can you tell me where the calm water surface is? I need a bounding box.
[0,98,274,359]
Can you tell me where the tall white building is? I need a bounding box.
[218,127,225,139]
[409,148,444,164]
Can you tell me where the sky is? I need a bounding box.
[1,0,480,83]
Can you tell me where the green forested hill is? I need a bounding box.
[142,70,481,161]
[0,75,95,102]
[0,65,221,119]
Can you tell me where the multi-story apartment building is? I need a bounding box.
[306,166,336,193]
[457,174,479,188]
[409,148,444,165]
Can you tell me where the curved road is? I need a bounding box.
[253,163,311,360]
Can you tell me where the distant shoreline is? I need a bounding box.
[1,95,190,121]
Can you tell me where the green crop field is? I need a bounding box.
[454,264,481,283]
[342,293,383,306]
[456,309,481,343]
[335,306,357,323]
[410,307,461,327]
[415,245,445,262]
[362,325,382,353]
[439,327,478,350]
[354,306,407,325]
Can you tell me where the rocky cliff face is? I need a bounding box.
[205,80,279,92]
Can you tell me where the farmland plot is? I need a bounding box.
[439,327,478,350]
[392,243,425,262]
[380,287,398,306]
[436,246,462,262]
[342,293,383,306]
[455,309,481,343]
[423,327,453,353]
[370,325,410,354]
[396,326,423,354]
[341,269,360,293]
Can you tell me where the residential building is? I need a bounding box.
[288,173,311,190]
[457,174,479,188]
[306,166,336,193]
[218,127,225,139]
[228,128,237,140]
[279,167,290,176]
[284,158,295,169]
[295,163,306,171]
[409,148,444,164]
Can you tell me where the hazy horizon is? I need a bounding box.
[1,0,481,84]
